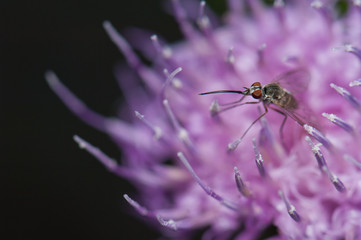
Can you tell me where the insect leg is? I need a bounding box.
[268,106,288,149]
[219,95,247,106]
[217,101,260,114]
[228,102,268,151]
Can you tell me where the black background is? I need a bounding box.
[1,0,185,239]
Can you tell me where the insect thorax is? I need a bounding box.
[262,83,298,109]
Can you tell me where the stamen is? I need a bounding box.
[234,167,251,197]
[163,100,194,152]
[150,34,172,59]
[310,0,323,9]
[171,0,198,39]
[123,194,150,216]
[252,138,267,178]
[257,43,267,66]
[228,139,241,151]
[282,55,300,65]
[157,215,178,231]
[45,71,107,131]
[344,154,361,169]
[303,124,332,150]
[177,152,239,211]
[354,0,361,7]
[279,191,301,222]
[310,0,332,24]
[322,113,354,134]
[259,112,275,147]
[197,1,211,31]
[162,67,183,91]
[226,46,235,64]
[274,0,284,8]
[227,0,241,13]
[330,83,361,111]
[135,111,162,139]
[273,0,285,25]
[305,136,327,169]
[210,100,220,116]
[321,166,346,193]
[340,44,361,61]
[103,21,161,92]
[349,79,361,87]
[73,135,118,171]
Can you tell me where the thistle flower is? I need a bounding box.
[46,0,361,239]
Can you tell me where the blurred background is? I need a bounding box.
[1,0,189,239]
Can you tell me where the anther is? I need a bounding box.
[135,111,162,139]
[228,139,241,152]
[257,43,267,66]
[197,1,210,31]
[226,46,235,64]
[234,167,251,197]
[310,0,323,9]
[259,112,275,147]
[321,166,346,193]
[330,83,361,111]
[210,100,220,116]
[322,113,354,134]
[303,124,332,150]
[177,152,239,211]
[279,191,301,222]
[305,136,327,169]
[157,215,178,231]
[349,79,361,87]
[310,1,332,24]
[252,138,267,178]
[342,44,361,61]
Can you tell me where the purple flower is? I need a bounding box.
[46,0,361,239]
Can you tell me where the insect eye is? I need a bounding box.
[252,89,262,99]
[251,82,261,87]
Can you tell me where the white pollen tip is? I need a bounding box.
[150,34,157,40]
[163,99,169,105]
[172,78,182,89]
[153,127,162,140]
[178,128,188,140]
[73,135,86,149]
[134,111,144,119]
[102,20,112,29]
[44,70,59,87]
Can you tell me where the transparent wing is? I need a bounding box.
[270,68,320,128]
[271,68,311,97]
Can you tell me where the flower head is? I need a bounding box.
[47,0,361,239]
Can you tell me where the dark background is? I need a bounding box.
[1,0,185,239]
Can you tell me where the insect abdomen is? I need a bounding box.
[275,92,298,109]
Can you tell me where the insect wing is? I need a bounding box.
[271,68,311,98]
[271,69,319,128]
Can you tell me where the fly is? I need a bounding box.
[200,69,311,150]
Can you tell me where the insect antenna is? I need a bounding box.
[199,90,245,95]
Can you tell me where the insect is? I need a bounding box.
[200,69,311,150]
